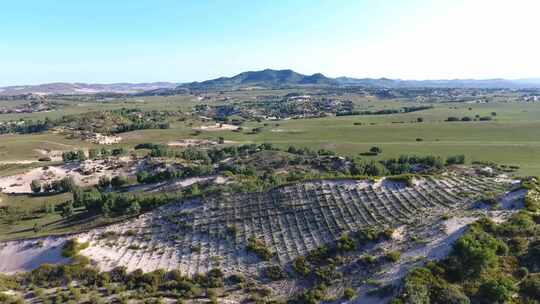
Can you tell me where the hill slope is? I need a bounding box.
[0,82,178,96]
[183,69,336,89]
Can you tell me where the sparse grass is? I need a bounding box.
[1,98,540,175]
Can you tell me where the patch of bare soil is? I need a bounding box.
[125,175,227,193]
[88,133,122,145]
[0,237,70,274]
[34,148,63,161]
[196,123,239,131]
[0,176,523,304]
[167,139,217,147]
[0,158,138,194]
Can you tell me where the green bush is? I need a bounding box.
[343,287,356,300]
[246,236,274,261]
[385,251,401,263]
[293,256,310,276]
[264,266,287,281]
[520,274,540,300]
[477,276,516,304]
[61,239,89,258]
[337,233,356,252]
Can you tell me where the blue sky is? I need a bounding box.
[1,0,539,85]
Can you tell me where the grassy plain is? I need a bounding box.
[121,101,540,175]
[1,95,539,241]
[1,96,539,176]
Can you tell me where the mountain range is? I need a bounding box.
[2,70,540,96]
[181,69,540,90]
[0,82,178,96]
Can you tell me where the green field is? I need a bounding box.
[119,101,540,176]
[1,97,540,176]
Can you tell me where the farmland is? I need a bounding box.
[1,93,540,175]
[0,85,538,303]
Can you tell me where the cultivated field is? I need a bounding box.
[0,175,512,275]
[2,95,539,175]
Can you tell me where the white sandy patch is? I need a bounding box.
[196,123,239,131]
[392,226,407,242]
[443,216,477,235]
[270,128,303,133]
[167,139,217,147]
[0,160,37,165]
[34,149,64,161]
[125,175,226,193]
[0,159,138,194]
[0,237,71,274]
[90,133,122,145]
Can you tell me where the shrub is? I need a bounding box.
[246,236,273,261]
[111,175,128,188]
[293,256,311,276]
[30,179,42,193]
[337,233,356,252]
[62,239,89,258]
[343,287,356,300]
[521,274,540,300]
[369,146,382,154]
[446,155,466,165]
[357,227,391,245]
[385,251,401,263]
[297,284,327,304]
[264,266,287,281]
[446,223,504,280]
[477,277,516,303]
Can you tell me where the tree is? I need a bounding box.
[77,150,86,161]
[88,149,99,160]
[60,201,74,218]
[186,184,200,196]
[136,171,149,183]
[100,148,110,157]
[521,274,540,301]
[30,179,42,193]
[126,201,141,215]
[446,155,466,165]
[111,175,128,188]
[60,177,75,193]
[477,277,516,304]
[369,146,382,154]
[82,188,103,213]
[98,176,111,189]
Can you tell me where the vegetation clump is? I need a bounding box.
[246,236,274,261]
[61,239,89,258]
[392,211,540,304]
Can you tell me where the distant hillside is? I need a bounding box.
[182,69,336,89]
[3,70,540,97]
[178,69,540,90]
[335,77,540,89]
[0,82,178,96]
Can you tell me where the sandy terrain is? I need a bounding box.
[93,133,122,145]
[0,160,37,165]
[0,159,138,194]
[0,236,70,274]
[167,139,217,147]
[0,175,523,301]
[34,148,63,161]
[125,175,226,193]
[196,123,239,131]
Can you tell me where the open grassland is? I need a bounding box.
[0,133,94,163]
[118,101,540,175]
[0,95,203,122]
[1,98,539,175]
